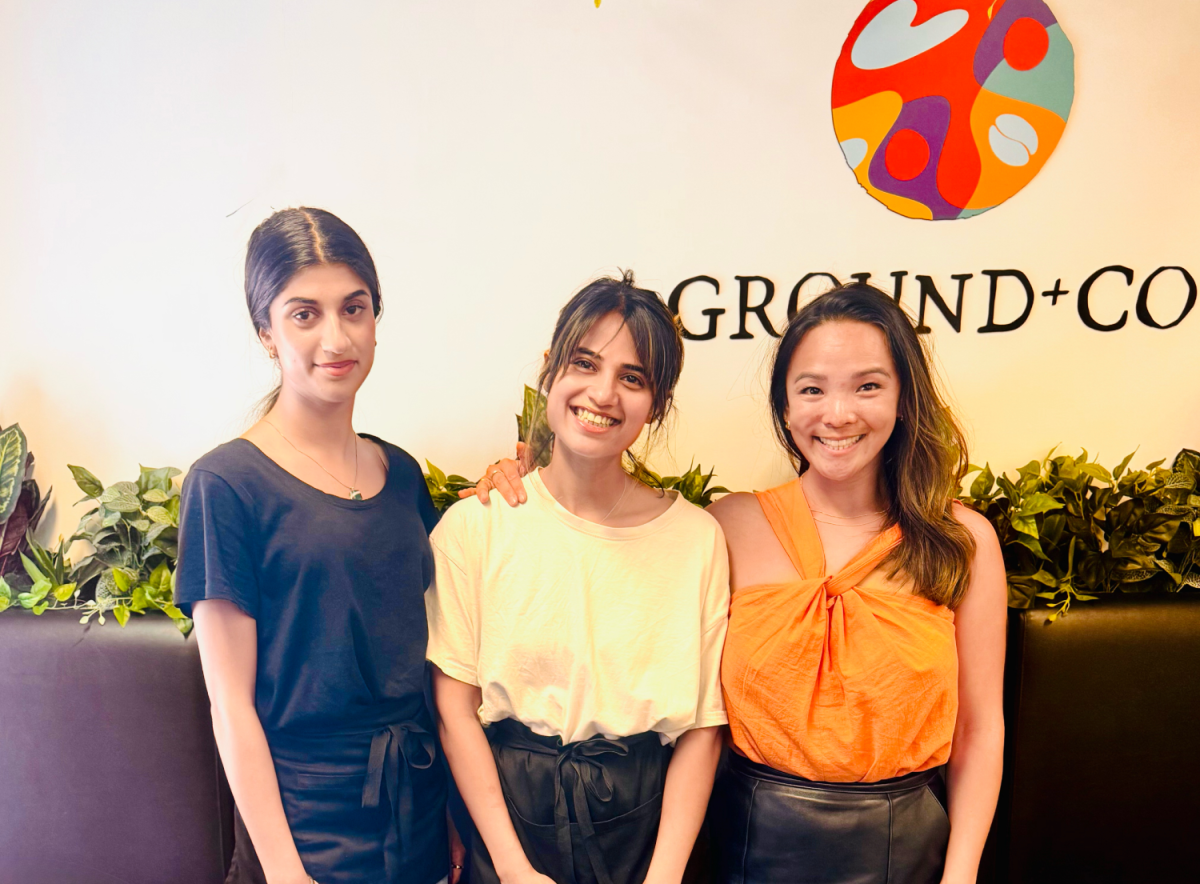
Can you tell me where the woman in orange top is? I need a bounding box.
[706,283,1006,884]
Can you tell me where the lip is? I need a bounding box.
[317,360,357,377]
[571,405,621,433]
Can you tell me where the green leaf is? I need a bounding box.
[0,423,30,525]
[130,584,151,612]
[112,605,130,626]
[52,582,77,602]
[0,574,11,613]
[101,509,122,528]
[141,488,170,503]
[425,461,448,490]
[32,602,48,615]
[145,505,176,526]
[99,481,142,513]
[20,551,47,584]
[969,464,995,499]
[131,519,151,533]
[1017,492,1064,518]
[1113,451,1136,481]
[111,568,132,592]
[137,465,181,496]
[68,464,105,500]
[176,617,194,635]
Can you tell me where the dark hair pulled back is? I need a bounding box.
[245,207,382,414]
[769,283,976,607]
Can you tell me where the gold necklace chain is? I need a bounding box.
[263,419,362,500]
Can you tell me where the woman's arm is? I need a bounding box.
[194,599,311,884]
[941,507,1008,884]
[645,726,722,884]
[431,666,553,884]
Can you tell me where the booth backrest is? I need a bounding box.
[0,611,233,884]
[992,594,1200,883]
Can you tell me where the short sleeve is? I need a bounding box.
[174,468,260,619]
[424,510,480,685]
[695,524,731,728]
[416,475,441,535]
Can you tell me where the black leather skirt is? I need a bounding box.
[708,751,949,884]
[472,718,673,884]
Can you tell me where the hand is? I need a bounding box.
[458,446,529,506]
[448,809,467,884]
[499,867,556,884]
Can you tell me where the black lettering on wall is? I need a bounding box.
[786,273,841,319]
[914,274,971,334]
[732,276,780,339]
[1077,266,1134,331]
[667,275,724,341]
[848,272,872,286]
[978,270,1035,333]
[890,270,908,304]
[1136,266,1197,330]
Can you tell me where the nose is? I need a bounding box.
[321,312,351,356]
[823,394,856,428]
[588,369,619,408]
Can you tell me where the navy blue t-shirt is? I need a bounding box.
[174,436,440,737]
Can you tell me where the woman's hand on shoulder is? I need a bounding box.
[458,443,529,507]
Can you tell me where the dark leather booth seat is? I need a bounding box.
[0,611,232,884]
[988,594,1200,883]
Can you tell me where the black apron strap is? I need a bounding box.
[362,720,437,873]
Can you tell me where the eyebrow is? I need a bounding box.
[281,290,370,307]
[577,347,646,374]
[794,367,893,382]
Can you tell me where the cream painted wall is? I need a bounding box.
[2,0,1198,545]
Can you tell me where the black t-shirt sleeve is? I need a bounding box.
[174,468,260,619]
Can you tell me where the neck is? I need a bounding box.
[801,463,886,519]
[266,386,357,454]
[539,446,630,522]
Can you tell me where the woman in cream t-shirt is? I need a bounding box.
[427,272,729,884]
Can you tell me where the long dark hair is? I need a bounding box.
[245,207,382,414]
[533,270,684,477]
[769,283,975,607]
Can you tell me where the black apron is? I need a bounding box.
[225,717,448,884]
[472,718,673,884]
[709,751,949,884]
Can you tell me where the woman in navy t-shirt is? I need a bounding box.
[175,208,515,884]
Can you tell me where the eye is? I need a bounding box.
[572,357,596,371]
[345,303,367,316]
[799,385,822,396]
[859,382,881,392]
[622,373,645,387]
[293,309,316,322]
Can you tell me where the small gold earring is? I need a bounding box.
[785,420,791,429]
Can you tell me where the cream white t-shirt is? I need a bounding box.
[426,469,730,745]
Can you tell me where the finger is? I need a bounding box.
[492,474,521,507]
[473,478,493,504]
[515,441,532,475]
[497,459,527,503]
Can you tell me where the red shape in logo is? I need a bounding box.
[885,129,931,181]
[1003,17,1049,71]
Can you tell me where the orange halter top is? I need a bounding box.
[721,479,958,783]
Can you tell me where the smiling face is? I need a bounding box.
[785,319,901,486]
[259,263,377,408]
[544,311,656,463]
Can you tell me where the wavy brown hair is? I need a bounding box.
[769,283,975,607]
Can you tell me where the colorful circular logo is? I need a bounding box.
[832,0,1075,220]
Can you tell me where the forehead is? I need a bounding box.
[275,263,369,306]
[789,320,893,374]
[576,311,637,357]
